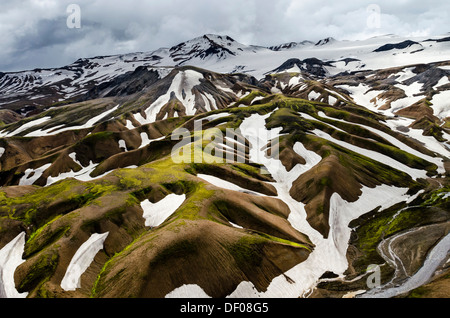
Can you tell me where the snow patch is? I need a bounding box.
[1,116,51,138]
[433,76,450,90]
[201,112,231,122]
[165,284,211,298]
[251,96,265,105]
[25,105,120,137]
[140,194,186,227]
[312,129,428,180]
[119,140,128,152]
[391,82,424,112]
[328,96,337,105]
[197,174,268,196]
[228,185,410,298]
[430,90,450,120]
[125,120,135,130]
[139,132,165,149]
[0,232,28,298]
[308,91,321,101]
[386,117,450,159]
[46,153,112,186]
[141,70,203,125]
[19,163,52,186]
[316,111,446,174]
[390,67,416,83]
[336,84,384,112]
[61,232,109,291]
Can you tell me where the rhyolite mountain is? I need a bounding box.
[0,33,449,299]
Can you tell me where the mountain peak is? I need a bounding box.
[168,34,248,65]
[269,41,314,51]
[203,34,237,42]
[315,37,337,46]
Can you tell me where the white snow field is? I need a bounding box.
[0,116,51,138]
[0,232,28,298]
[61,232,109,291]
[140,194,186,227]
[24,104,120,137]
[19,163,52,186]
[313,111,447,174]
[197,173,269,196]
[45,153,113,186]
[133,70,206,125]
[138,132,165,149]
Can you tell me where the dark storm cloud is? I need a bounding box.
[0,0,448,72]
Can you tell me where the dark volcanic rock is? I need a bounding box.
[374,40,421,52]
[84,66,162,99]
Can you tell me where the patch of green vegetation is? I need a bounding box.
[84,182,118,201]
[91,232,146,298]
[173,182,215,221]
[422,185,450,205]
[442,119,450,129]
[0,179,81,222]
[274,96,317,114]
[316,204,325,216]
[229,98,278,116]
[407,285,430,298]
[332,142,419,188]
[17,249,59,294]
[150,239,198,267]
[366,141,437,174]
[351,185,448,271]
[412,118,445,142]
[27,215,62,248]
[226,234,265,269]
[27,225,69,259]
[339,103,385,123]
[266,107,315,134]
[119,176,143,189]
[162,179,197,195]
[0,178,121,239]
[351,208,409,267]
[256,232,312,251]
[319,176,332,188]
[308,118,437,174]
[230,163,271,181]
[315,108,389,142]
[233,90,268,107]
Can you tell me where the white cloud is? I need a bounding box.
[0,0,449,72]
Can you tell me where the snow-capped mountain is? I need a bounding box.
[0,35,450,114]
[269,40,315,51]
[0,33,449,300]
[2,33,450,115]
[168,34,266,64]
[315,37,337,46]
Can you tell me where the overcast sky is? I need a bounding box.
[1,0,449,72]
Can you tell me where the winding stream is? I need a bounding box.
[360,231,450,298]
